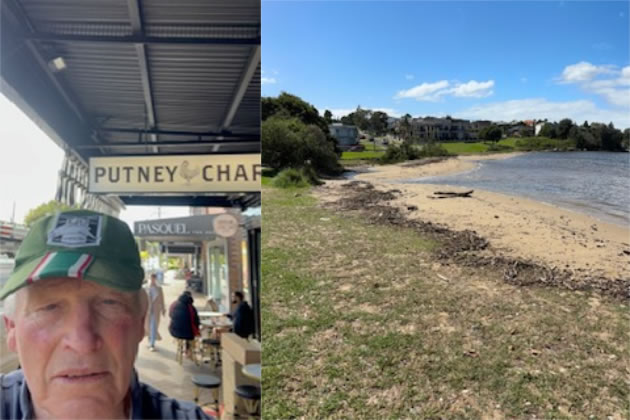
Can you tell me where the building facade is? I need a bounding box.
[329,123,359,150]
[396,116,538,141]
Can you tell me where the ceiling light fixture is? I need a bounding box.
[48,57,66,72]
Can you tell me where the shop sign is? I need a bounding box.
[213,214,239,238]
[89,154,261,193]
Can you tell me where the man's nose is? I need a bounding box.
[62,302,102,353]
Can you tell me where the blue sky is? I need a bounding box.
[262,1,630,127]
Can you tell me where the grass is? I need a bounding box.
[440,138,519,155]
[340,150,385,161]
[262,185,629,419]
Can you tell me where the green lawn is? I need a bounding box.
[262,185,629,419]
[340,150,385,161]
[440,138,518,155]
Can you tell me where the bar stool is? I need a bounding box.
[191,374,221,412]
[201,338,222,367]
[235,385,261,419]
[175,338,198,365]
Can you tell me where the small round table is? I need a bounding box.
[242,363,261,381]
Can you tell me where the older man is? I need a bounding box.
[0,210,213,419]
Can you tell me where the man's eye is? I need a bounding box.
[40,303,59,311]
[102,299,121,305]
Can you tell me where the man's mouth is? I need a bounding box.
[53,370,110,384]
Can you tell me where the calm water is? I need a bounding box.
[407,152,630,226]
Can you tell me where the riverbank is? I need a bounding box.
[347,153,629,281]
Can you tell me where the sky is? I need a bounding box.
[262,1,630,128]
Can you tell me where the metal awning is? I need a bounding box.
[1,0,260,209]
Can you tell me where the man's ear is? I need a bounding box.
[3,315,17,352]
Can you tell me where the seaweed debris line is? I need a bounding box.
[321,180,629,300]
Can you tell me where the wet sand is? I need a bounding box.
[331,153,630,280]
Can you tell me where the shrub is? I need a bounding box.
[418,143,451,157]
[262,117,342,175]
[379,142,425,164]
[272,167,322,189]
[486,143,514,152]
[515,137,575,151]
[272,168,310,188]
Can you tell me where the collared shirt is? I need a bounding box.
[0,369,214,419]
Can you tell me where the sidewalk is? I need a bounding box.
[135,270,223,414]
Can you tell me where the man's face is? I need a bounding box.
[4,277,145,419]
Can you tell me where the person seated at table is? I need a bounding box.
[168,291,200,355]
[203,298,219,312]
[226,291,255,339]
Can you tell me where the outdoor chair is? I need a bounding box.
[235,385,261,419]
[191,374,221,412]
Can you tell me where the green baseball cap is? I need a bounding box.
[0,210,144,300]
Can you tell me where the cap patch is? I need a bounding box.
[27,252,94,283]
[47,214,103,248]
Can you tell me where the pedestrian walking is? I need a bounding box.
[145,273,166,351]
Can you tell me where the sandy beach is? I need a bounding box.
[325,153,630,281]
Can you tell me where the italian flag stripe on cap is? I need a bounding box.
[27,252,94,283]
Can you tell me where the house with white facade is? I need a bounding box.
[329,123,359,150]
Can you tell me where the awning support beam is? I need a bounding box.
[75,140,259,149]
[219,45,260,131]
[26,32,261,45]
[127,0,158,153]
[98,127,257,138]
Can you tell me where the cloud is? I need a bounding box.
[262,77,276,85]
[558,62,630,108]
[395,80,450,101]
[455,98,630,129]
[559,61,616,83]
[395,79,494,101]
[450,80,494,98]
[405,74,414,80]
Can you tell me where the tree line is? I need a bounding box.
[538,119,629,151]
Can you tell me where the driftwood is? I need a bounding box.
[429,190,474,199]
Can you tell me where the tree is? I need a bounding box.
[351,106,370,131]
[479,124,502,143]
[538,122,557,138]
[262,117,341,175]
[399,114,412,143]
[323,110,333,124]
[339,114,353,125]
[370,111,389,136]
[557,118,574,139]
[262,92,340,153]
[623,128,630,150]
[601,123,623,151]
[569,126,597,150]
[261,92,329,136]
[24,200,74,226]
